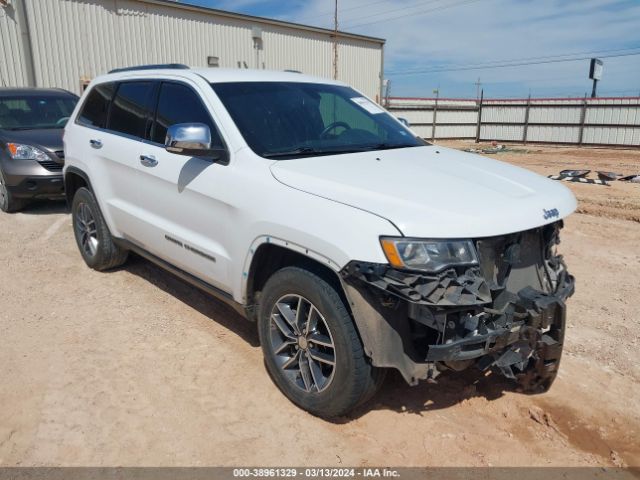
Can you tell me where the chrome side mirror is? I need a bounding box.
[165,123,228,163]
[397,117,411,127]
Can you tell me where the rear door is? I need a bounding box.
[75,81,156,239]
[133,80,232,291]
[101,80,157,240]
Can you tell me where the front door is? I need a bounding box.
[133,80,232,292]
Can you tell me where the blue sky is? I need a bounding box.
[178,0,640,98]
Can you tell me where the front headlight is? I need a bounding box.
[380,237,478,272]
[7,143,50,161]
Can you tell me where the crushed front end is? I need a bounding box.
[340,221,574,392]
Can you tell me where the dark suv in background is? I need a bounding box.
[0,88,78,212]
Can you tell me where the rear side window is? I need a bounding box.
[151,82,222,147]
[77,83,115,128]
[107,81,155,139]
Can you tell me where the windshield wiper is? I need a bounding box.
[361,142,420,151]
[262,147,320,159]
[6,126,59,131]
[262,143,418,159]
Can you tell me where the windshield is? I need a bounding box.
[210,82,426,158]
[0,95,78,130]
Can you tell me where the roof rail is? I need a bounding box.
[108,64,190,74]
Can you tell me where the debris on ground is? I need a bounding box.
[549,169,640,186]
[597,171,622,182]
[548,174,610,186]
[561,169,590,178]
[463,143,532,155]
[619,174,640,183]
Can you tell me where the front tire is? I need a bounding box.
[71,187,128,270]
[258,266,383,417]
[0,170,26,213]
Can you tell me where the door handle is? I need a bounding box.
[140,155,158,167]
[89,139,102,149]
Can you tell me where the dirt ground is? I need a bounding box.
[0,143,639,468]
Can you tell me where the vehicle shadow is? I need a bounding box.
[338,368,517,422]
[19,200,69,215]
[121,254,260,347]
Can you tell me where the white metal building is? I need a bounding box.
[0,0,385,99]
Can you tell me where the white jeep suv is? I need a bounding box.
[64,65,577,417]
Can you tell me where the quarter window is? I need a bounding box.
[77,83,115,128]
[152,83,222,147]
[107,82,155,139]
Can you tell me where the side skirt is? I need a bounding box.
[114,238,248,318]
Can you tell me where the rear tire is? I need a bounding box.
[71,187,128,270]
[0,170,26,213]
[258,266,383,418]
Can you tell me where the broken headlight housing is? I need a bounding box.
[380,237,478,272]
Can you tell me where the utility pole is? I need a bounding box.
[333,0,339,80]
[384,79,391,107]
[591,79,598,98]
[432,88,439,142]
[474,77,482,101]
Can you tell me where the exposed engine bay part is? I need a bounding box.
[340,221,574,392]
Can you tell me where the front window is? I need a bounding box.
[0,95,78,130]
[152,82,224,147]
[210,82,425,159]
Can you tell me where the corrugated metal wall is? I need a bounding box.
[0,3,29,87]
[389,97,640,147]
[1,0,384,99]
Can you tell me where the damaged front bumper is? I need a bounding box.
[340,221,574,392]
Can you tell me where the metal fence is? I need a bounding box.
[387,95,640,147]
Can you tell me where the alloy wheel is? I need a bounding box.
[75,202,98,257]
[269,294,336,393]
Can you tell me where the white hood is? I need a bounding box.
[270,145,577,238]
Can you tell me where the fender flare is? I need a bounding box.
[63,166,94,204]
[240,235,341,303]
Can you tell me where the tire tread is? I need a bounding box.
[72,187,128,271]
[258,266,384,417]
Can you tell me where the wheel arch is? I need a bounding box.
[64,167,93,206]
[243,238,349,322]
